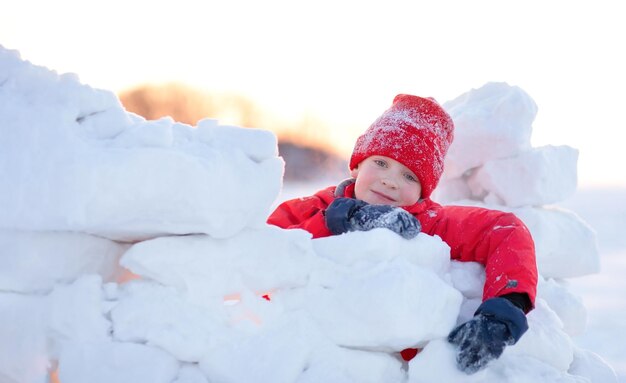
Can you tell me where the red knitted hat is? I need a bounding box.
[350,94,455,198]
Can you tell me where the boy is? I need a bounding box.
[268,94,538,374]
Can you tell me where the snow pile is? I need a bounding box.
[0,47,282,242]
[0,47,616,383]
[437,82,599,279]
[426,82,616,381]
[440,82,578,208]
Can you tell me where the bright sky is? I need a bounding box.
[2,0,625,188]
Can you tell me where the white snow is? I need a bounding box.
[442,82,537,180]
[0,229,126,293]
[120,226,315,304]
[0,46,622,383]
[467,145,579,207]
[0,46,283,242]
[57,341,180,383]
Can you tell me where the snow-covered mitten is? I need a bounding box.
[350,204,421,239]
[325,198,421,239]
[447,297,528,374]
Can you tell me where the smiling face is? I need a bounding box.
[350,155,422,207]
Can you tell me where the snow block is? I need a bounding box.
[0,293,49,383]
[0,229,126,293]
[47,275,112,358]
[57,341,179,383]
[513,206,600,278]
[432,176,473,204]
[299,343,406,383]
[305,230,460,351]
[508,299,575,371]
[120,226,315,303]
[111,281,225,363]
[311,229,452,277]
[537,278,587,336]
[448,261,486,323]
[198,312,313,383]
[172,365,209,383]
[568,347,618,383]
[407,340,467,383]
[304,258,462,351]
[448,260,485,300]
[408,338,589,383]
[0,48,284,241]
[196,119,278,162]
[442,82,537,179]
[467,145,579,207]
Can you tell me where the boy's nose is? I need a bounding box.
[381,178,398,189]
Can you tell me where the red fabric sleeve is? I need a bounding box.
[423,205,538,309]
[267,187,335,239]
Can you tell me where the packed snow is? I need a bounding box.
[0,45,620,383]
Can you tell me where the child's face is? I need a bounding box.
[350,155,422,206]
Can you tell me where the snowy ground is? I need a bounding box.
[557,188,626,382]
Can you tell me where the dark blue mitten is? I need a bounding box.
[324,198,368,235]
[447,297,528,374]
[350,204,421,239]
[325,199,421,239]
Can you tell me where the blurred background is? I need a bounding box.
[117,83,348,184]
[2,0,625,189]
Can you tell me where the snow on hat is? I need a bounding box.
[350,94,455,198]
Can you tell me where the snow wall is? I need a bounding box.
[0,45,617,383]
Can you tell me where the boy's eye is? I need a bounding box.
[404,173,417,182]
[374,159,387,167]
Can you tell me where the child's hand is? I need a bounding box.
[447,297,528,374]
[325,198,421,239]
[325,198,369,235]
[350,204,421,239]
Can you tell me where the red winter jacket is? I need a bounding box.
[268,181,538,306]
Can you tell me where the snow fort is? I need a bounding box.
[0,45,618,383]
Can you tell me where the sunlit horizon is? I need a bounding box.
[2,0,624,188]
